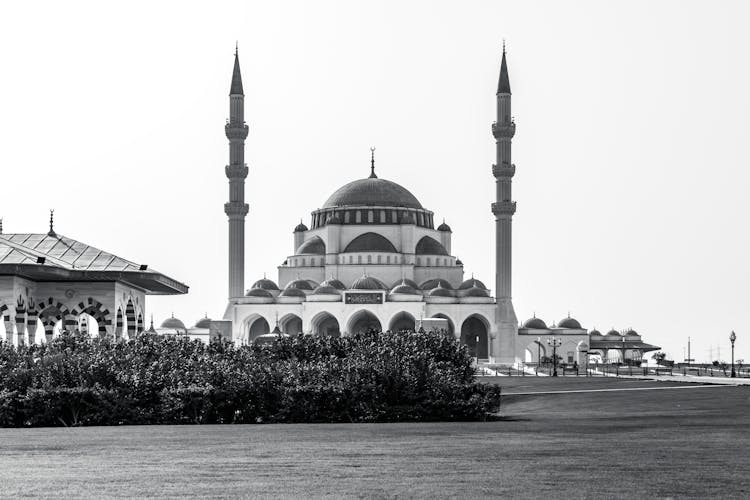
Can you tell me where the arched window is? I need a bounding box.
[349,256,353,264]
[368,211,374,223]
[386,255,390,264]
[392,210,398,223]
[345,211,351,223]
[426,257,431,266]
[356,211,362,223]
[302,258,306,266]
[358,255,362,264]
[380,210,386,223]
[367,255,372,264]
[417,258,421,266]
[377,255,381,264]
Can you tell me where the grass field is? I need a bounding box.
[1,378,748,499]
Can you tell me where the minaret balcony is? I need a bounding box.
[225,123,249,140]
[492,163,516,178]
[491,201,517,216]
[224,202,249,217]
[225,164,249,179]
[492,121,516,139]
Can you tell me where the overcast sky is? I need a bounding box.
[1,1,748,362]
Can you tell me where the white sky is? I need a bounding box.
[1,1,748,363]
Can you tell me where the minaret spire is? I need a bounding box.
[369,147,377,178]
[491,43,518,364]
[225,47,250,299]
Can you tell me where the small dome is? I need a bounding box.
[280,287,307,297]
[589,328,602,336]
[456,259,463,266]
[557,316,582,329]
[390,281,420,295]
[253,332,290,345]
[286,279,314,291]
[312,285,341,295]
[351,275,387,290]
[321,278,346,290]
[245,288,273,298]
[194,317,211,329]
[420,278,453,290]
[437,221,452,232]
[428,284,454,297]
[458,277,487,290]
[160,316,186,330]
[251,278,279,291]
[606,329,621,337]
[463,285,489,297]
[390,278,419,290]
[294,221,308,232]
[624,328,640,337]
[522,317,548,329]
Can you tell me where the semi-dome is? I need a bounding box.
[557,316,582,329]
[390,278,419,290]
[323,177,423,209]
[420,278,453,290]
[321,278,346,290]
[415,236,448,256]
[251,278,279,291]
[522,317,548,329]
[161,315,186,330]
[463,285,489,298]
[428,284,454,297]
[296,236,326,255]
[351,274,387,290]
[344,233,397,253]
[280,287,307,297]
[390,280,420,295]
[312,284,341,295]
[458,277,487,290]
[194,316,211,329]
[294,221,308,232]
[285,279,314,291]
[245,288,273,298]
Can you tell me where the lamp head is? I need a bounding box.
[730,330,736,342]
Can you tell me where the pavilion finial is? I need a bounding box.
[502,38,506,55]
[369,147,377,178]
[150,314,154,329]
[48,209,56,237]
[235,40,238,57]
[0,217,3,235]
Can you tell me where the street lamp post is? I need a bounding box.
[730,331,737,378]
[475,335,480,366]
[547,337,562,377]
[537,336,541,369]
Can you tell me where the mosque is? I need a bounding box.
[0,45,659,366]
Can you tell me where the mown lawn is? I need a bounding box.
[0,378,748,499]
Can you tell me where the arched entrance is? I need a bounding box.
[388,311,415,332]
[460,315,489,359]
[430,313,455,337]
[524,339,547,364]
[280,314,303,335]
[347,310,381,335]
[247,316,270,343]
[312,312,340,337]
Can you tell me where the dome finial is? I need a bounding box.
[369,147,377,179]
[150,314,154,329]
[0,217,3,235]
[48,209,56,237]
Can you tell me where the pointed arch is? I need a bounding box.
[387,311,416,332]
[279,313,303,335]
[311,311,340,337]
[460,314,490,359]
[346,309,382,335]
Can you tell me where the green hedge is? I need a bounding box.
[0,330,500,426]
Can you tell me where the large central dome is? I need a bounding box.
[322,177,423,209]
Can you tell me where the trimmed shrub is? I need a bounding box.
[0,330,500,426]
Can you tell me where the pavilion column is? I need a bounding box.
[14,301,26,347]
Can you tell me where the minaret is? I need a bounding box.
[225,46,249,299]
[491,43,518,363]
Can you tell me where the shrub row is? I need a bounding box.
[0,330,500,427]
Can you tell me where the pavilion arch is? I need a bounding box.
[311,311,341,337]
[429,313,455,337]
[136,313,144,335]
[71,298,111,338]
[241,313,271,344]
[0,303,11,341]
[115,308,124,339]
[36,299,71,342]
[387,311,416,332]
[460,314,491,359]
[524,339,547,364]
[279,313,303,335]
[345,309,382,335]
[125,299,136,337]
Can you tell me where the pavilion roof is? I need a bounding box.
[0,233,188,295]
[589,339,660,352]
